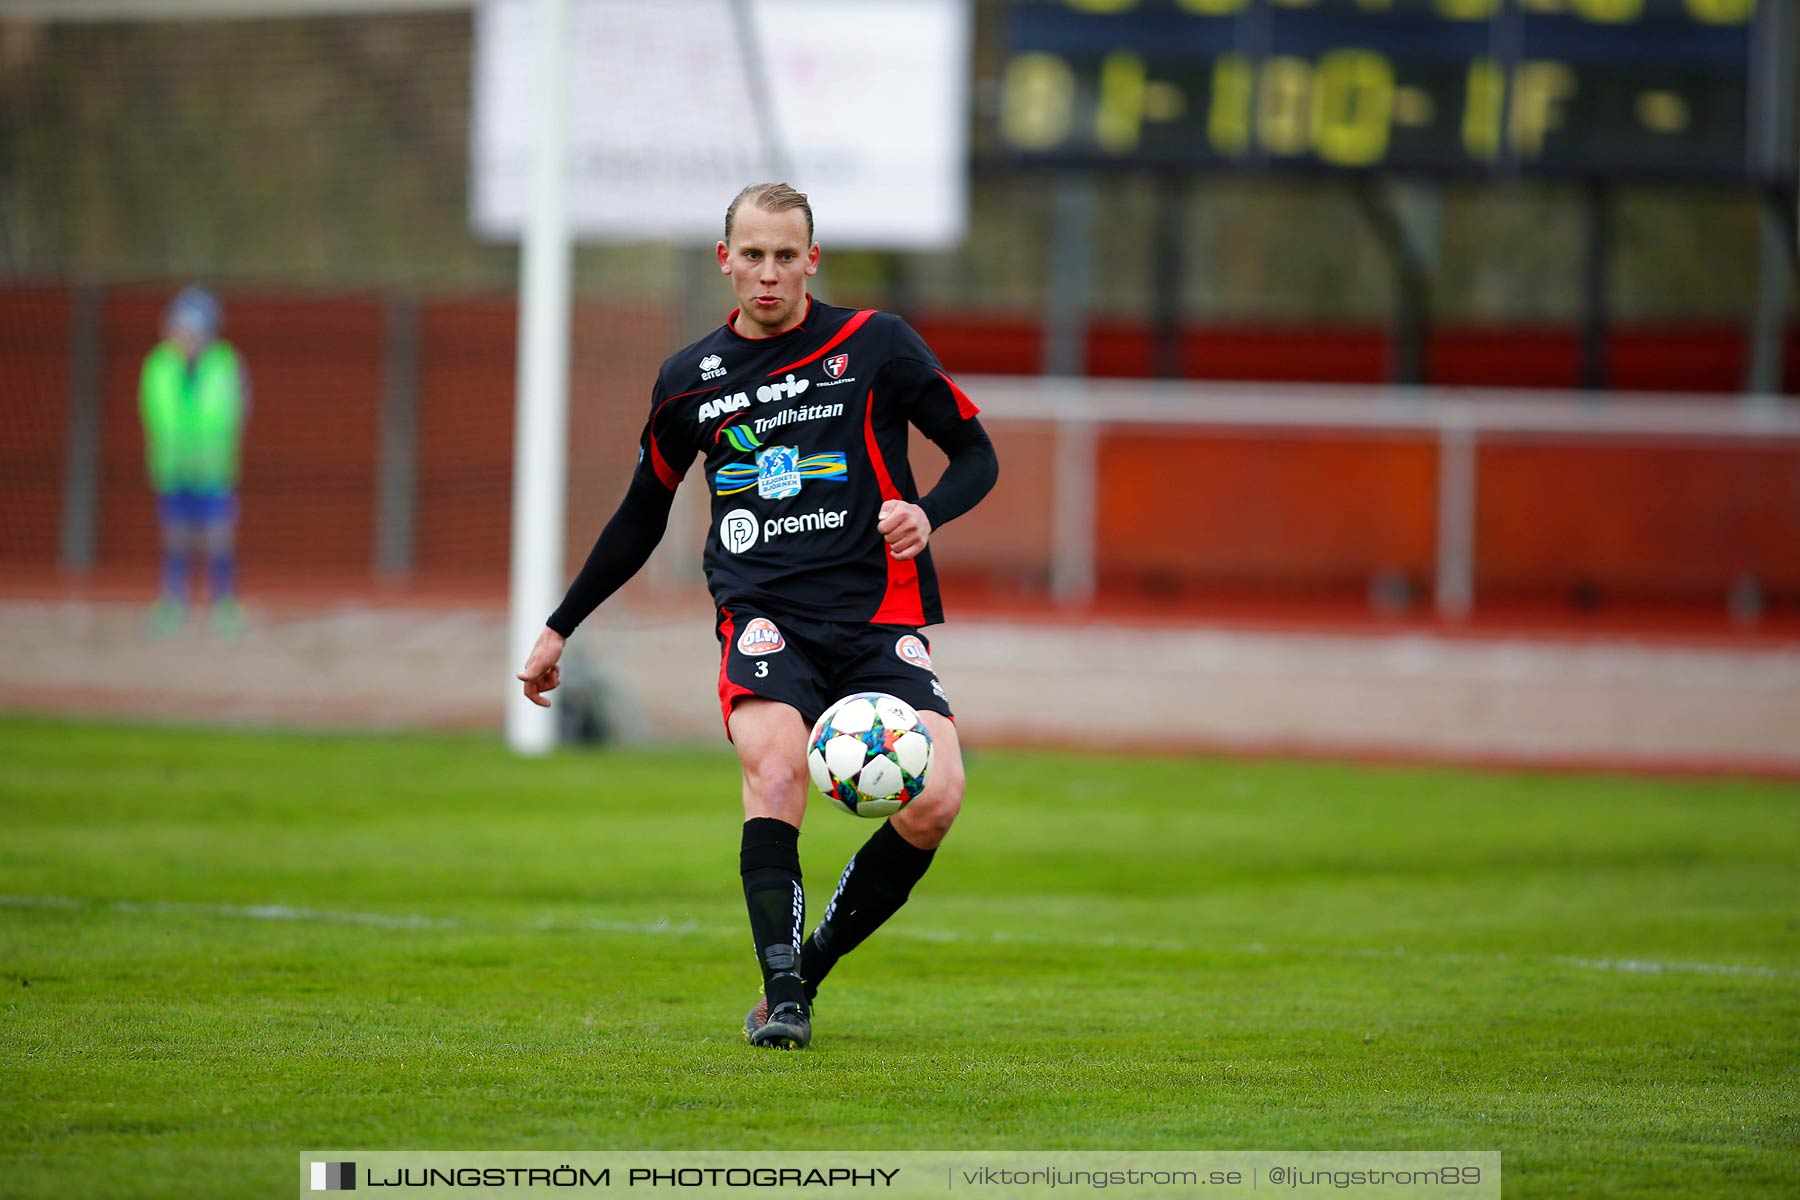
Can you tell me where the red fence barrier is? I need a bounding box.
[5,284,1796,621]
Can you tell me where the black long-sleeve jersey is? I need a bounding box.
[547,298,997,637]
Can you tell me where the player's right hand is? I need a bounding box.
[517,626,567,708]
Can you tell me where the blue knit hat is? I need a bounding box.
[167,285,222,339]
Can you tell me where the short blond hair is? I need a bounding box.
[724,182,814,245]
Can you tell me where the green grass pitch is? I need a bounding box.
[2,715,1796,1198]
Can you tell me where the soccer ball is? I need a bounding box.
[807,692,933,817]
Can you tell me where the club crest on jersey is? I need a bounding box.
[824,353,849,380]
[713,434,849,498]
[895,634,934,671]
[755,446,802,500]
[736,617,785,656]
[699,354,727,381]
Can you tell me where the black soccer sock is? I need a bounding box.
[740,817,807,1011]
[801,820,936,1000]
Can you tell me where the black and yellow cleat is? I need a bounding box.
[745,1000,810,1043]
[743,992,767,1042]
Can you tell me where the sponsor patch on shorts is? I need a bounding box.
[737,617,786,656]
[895,634,934,671]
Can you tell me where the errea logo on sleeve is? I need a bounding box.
[700,355,727,381]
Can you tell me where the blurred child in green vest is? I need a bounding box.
[140,286,249,637]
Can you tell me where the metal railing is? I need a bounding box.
[965,377,1800,618]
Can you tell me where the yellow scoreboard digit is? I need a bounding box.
[992,0,1784,180]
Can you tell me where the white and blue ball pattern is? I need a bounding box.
[807,692,933,817]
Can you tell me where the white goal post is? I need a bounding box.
[503,0,573,756]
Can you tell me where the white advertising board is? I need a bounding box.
[473,0,971,248]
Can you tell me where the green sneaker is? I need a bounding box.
[146,598,185,639]
[211,598,245,641]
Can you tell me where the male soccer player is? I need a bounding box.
[515,183,998,1049]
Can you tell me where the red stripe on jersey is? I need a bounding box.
[936,369,980,419]
[648,436,683,490]
[716,608,757,737]
[642,384,720,490]
[662,385,724,403]
[767,308,877,377]
[862,390,926,627]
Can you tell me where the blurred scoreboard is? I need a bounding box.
[992,0,1793,180]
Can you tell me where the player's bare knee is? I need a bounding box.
[744,754,807,802]
[901,773,962,843]
[930,751,965,805]
[740,750,808,821]
[924,793,962,841]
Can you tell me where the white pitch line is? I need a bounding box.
[1550,955,1788,978]
[2,893,1792,980]
[0,893,457,930]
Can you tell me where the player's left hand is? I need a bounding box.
[878,499,931,561]
[516,626,566,708]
